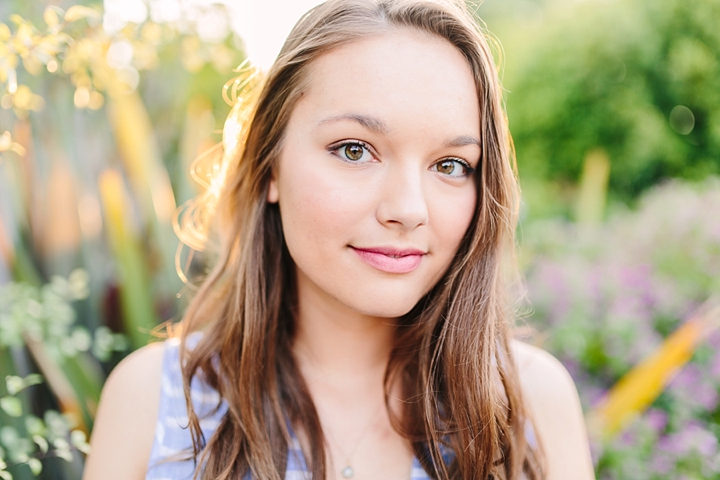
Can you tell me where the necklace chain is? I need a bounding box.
[323,405,386,479]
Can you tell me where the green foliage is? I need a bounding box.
[0,2,243,477]
[521,177,720,478]
[0,271,125,361]
[0,273,123,479]
[0,379,91,478]
[2,0,717,478]
[505,0,720,201]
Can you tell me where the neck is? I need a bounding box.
[289,271,414,477]
[291,271,397,392]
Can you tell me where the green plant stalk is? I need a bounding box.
[58,355,102,432]
[9,234,43,288]
[27,337,104,434]
[107,92,182,302]
[114,234,159,348]
[99,170,159,349]
[575,149,610,224]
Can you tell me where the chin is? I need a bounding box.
[343,291,422,319]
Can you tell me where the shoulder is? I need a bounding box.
[512,340,579,412]
[511,340,596,480]
[83,342,166,480]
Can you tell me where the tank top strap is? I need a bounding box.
[144,333,432,479]
[145,333,228,480]
[145,335,311,479]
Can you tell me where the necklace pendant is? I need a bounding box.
[341,466,354,478]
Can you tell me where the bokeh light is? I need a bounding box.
[101,0,326,70]
[226,0,325,70]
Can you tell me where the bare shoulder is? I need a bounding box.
[83,342,166,480]
[512,340,579,406]
[511,340,596,480]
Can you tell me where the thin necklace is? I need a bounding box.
[324,405,386,479]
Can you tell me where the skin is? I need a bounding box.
[269,30,480,479]
[84,30,595,480]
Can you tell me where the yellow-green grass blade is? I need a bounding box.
[588,298,720,438]
[23,336,102,433]
[575,149,610,224]
[99,169,158,348]
[106,91,180,298]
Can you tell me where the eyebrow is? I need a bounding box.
[443,135,481,148]
[318,113,389,135]
[317,113,481,148]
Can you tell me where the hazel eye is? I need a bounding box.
[329,141,375,164]
[432,159,474,178]
[344,144,364,161]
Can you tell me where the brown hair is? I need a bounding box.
[176,0,545,478]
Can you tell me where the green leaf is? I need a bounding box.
[8,15,24,26]
[32,435,48,454]
[70,328,91,352]
[0,397,21,417]
[52,437,69,451]
[68,269,89,300]
[4,376,23,396]
[25,416,45,436]
[0,24,10,42]
[69,429,86,446]
[0,427,18,447]
[64,6,100,23]
[27,458,41,475]
[0,470,12,480]
[55,448,73,462]
[70,430,90,454]
[98,169,160,349]
[43,7,61,28]
[44,411,69,437]
[22,374,43,388]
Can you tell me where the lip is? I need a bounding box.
[351,246,426,274]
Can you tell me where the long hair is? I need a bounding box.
[176,0,545,478]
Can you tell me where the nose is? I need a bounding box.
[375,162,429,230]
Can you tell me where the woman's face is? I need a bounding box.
[269,29,480,318]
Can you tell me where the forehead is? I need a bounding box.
[296,29,481,138]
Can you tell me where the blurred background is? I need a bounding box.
[0,0,718,478]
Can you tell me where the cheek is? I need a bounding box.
[276,157,371,254]
[430,186,477,252]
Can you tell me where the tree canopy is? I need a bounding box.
[503,0,720,201]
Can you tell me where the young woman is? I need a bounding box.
[84,0,594,478]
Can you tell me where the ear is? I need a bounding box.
[267,175,279,203]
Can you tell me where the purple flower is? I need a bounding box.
[649,452,672,474]
[645,409,668,434]
[657,421,718,457]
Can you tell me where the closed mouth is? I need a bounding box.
[350,246,426,257]
[350,246,426,274]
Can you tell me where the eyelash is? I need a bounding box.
[328,140,377,164]
[328,140,476,178]
[433,158,476,178]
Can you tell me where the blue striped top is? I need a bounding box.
[145,336,433,479]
